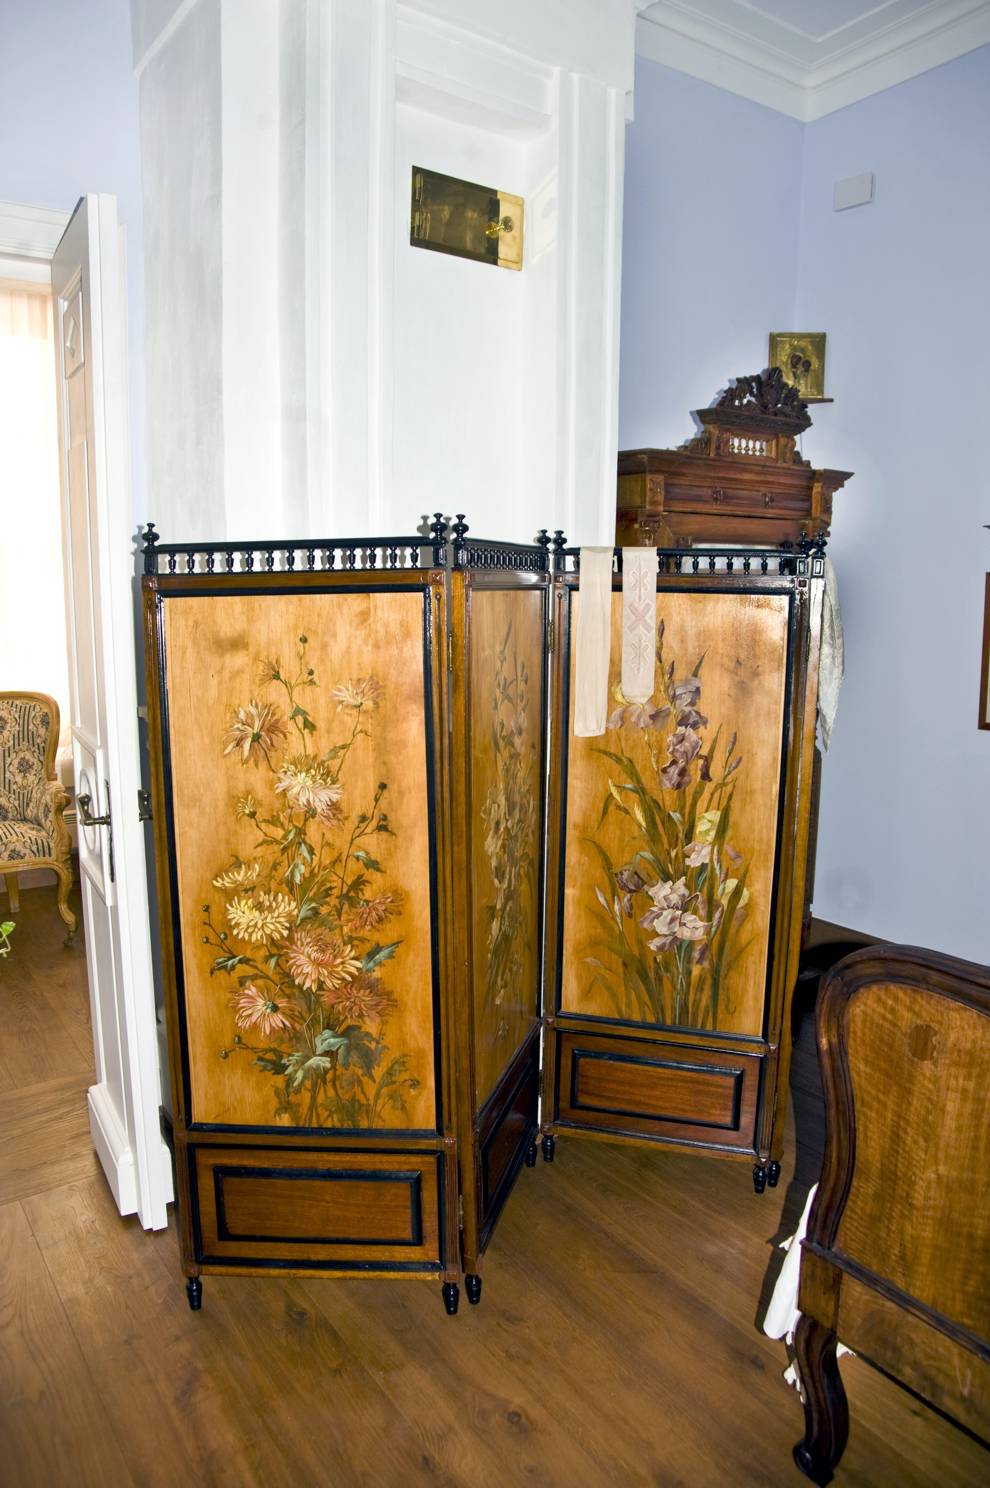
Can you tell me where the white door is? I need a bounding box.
[51,195,171,1229]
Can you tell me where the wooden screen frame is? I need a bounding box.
[144,565,463,1286]
[447,566,549,1276]
[540,563,824,1171]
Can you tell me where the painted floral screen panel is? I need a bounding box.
[560,590,790,1038]
[467,588,545,1109]
[161,590,438,1131]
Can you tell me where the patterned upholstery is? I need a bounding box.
[0,819,53,861]
[0,692,76,938]
[0,694,55,826]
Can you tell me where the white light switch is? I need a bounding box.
[834,172,875,211]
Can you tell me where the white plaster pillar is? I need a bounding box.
[133,0,639,545]
[220,0,283,536]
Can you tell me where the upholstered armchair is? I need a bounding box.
[0,692,77,942]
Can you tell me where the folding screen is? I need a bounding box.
[447,536,550,1280]
[143,521,823,1313]
[542,545,822,1190]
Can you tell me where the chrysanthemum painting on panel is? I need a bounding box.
[163,591,436,1131]
[201,636,422,1127]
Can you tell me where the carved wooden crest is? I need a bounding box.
[703,366,812,437]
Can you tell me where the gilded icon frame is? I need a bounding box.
[768,331,827,401]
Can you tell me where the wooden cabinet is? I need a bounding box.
[143,507,827,1311]
[617,368,851,551]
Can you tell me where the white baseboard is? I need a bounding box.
[87,1082,139,1217]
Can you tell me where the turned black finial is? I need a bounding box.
[452,513,469,543]
[142,522,160,574]
[536,528,550,553]
[429,512,449,566]
[551,529,567,553]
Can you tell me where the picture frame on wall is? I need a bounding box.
[980,574,990,730]
[768,331,827,401]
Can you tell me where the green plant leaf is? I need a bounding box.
[362,940,401,971]
[290,705,317,733]
[353,850,384,873]
[338,1027,381,1076]
[210,954,248,975]
[254,1050,288,1075]
[315,1030,350,1055]
[287,1054,335,1091]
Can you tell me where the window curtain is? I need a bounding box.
[0,280,71,749]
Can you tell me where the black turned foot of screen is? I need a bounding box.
[442,1282,460,1316]
[541,1134,556,1164]
[767,1160,782,1188]
[465,1275,482,1306]
[753,1163,768,1194]
[792,1315,849,1485]
[524,1140,538,1168]
[185,1277,203,1311]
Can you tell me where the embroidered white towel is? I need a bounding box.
[763,1182,852,1398]
[818,557,844,751]
[573,546,614,737]
[621,547,657,704]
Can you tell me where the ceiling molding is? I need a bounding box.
[636,1,990,121]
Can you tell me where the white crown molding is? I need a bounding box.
[636,0,990,121]
[636,12,807,115]
[0,200,71,259]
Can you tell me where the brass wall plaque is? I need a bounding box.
[411,167,523,271]
[768,331,827,401]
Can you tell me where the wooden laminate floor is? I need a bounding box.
[1,884,986,1487]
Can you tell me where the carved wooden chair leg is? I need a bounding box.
[442,1281,460,1316]
[53,862,78,945]
[793,1314,849,1485]
[4,873,19,914]
[186,1276,203,1311]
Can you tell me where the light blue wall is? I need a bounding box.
[620,47,990,962]
[619,58,804,450]
[0,0,146,515]
[795,46,990,962]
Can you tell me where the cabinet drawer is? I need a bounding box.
[190,1145,443,1270]
[556,1032,760,1150]
[662,482,811,517]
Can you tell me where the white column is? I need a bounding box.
[554,71,626,544]
[220,0,283,535]
[134,0,638,545]
[317,0,396,534]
